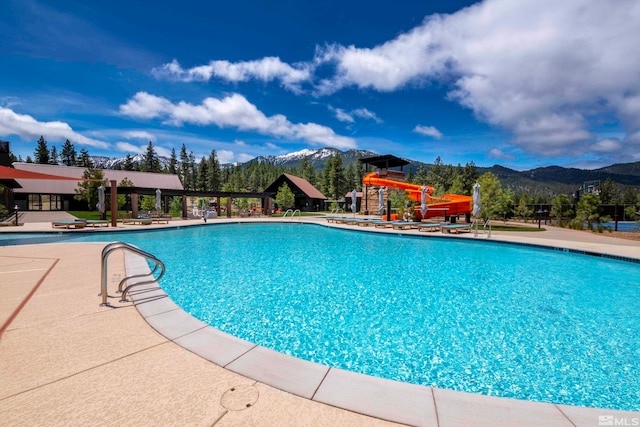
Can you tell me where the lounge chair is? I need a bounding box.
[441,223,471,234]
[418,223,441,232]
[121,218,153,225]
[392,221,421,230]
[51,220,86,229]
[84,219,110,227]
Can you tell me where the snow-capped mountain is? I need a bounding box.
[90,154,172,170]
[250,148,379,169]
[89,147,379,171]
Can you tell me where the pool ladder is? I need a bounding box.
[473,219,492,238]
[281,209,301,221]
[100,242,165,306]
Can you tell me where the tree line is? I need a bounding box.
[9,136,640,228]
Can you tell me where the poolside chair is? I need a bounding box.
[441,223,472,234]
[51,220,86,229]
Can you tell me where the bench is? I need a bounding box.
[441,224,471,234]
[121,218,153,225]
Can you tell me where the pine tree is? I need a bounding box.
[179,144,190,189]
[207,150,222,191]
[141,141,160,172]
[300,156,316,187]
[74,166,106,210]
[327,154,347,201]
[76,148,93,167]
[49,145,59,165]
[34,136,49,164]
[122,154,135,171]
[196,157,209,191]
[60,139,77,166]
[168,148,178,175]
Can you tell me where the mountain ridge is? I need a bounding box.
[90,148,640,194]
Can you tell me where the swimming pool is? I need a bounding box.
[69,224,640,410]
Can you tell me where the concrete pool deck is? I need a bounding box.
[0,216,638,426]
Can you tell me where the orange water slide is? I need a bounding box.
[363,172,472,219]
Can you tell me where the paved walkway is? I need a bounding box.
[0,217,638,426]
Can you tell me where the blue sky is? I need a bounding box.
[1,0,639,170]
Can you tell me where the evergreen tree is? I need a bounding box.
[413,164,429,185]
[60,139,77,166]
[196,157,209,191]
[355,155,365,188]
[327,154,347,201]
[122,154,135,171]
[49,145,59,165]
[477,172,504,221]
[575,193,602,230]
[141,141,160,172]
[74,166,106,210]
[344,162,357,192]
[206,150,222,191]
[551,194,574,226]
[275,183,295,209]
[26,156,33,163]
[168,148,178,175]
[460,161,479,195]
[300,156,316,187]
[599,178,617,204]
[179,144,191,189]
[76,148,93,167]
[34,136,50,164]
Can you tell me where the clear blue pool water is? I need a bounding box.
[21,224,640,410]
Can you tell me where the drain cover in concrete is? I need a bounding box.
[221,385,259,411]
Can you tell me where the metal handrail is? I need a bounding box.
[484,219,492,238]
[100,242,165,305]
[281,209,294,220]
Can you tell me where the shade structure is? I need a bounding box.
[378,187,385,213]
[472,183,481,217]
[351,189,357,213]
[155,188,162,212]
[96,185,106,214]
[420,185,428,217]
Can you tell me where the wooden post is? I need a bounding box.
[110,180,117,227]
[181,195,187,219]
[131,193,139,219]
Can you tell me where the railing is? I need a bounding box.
[473,219,492,238]
[100,242,165,306]
[281,209,301,221]
[330,207,344,215]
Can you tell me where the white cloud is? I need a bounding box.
[352,108,382,123]
[329,106,382,124]
[122,130,155,141]
[0,107,109,148]
[217,150,235,164]
[413,125,443,139]
[152,58,312,93]
[314,0,640,160]
[590,138,623,153]
[488,147,515,161]
[119,92,356,150]
[115,142,143,153]
[234,139,247,146]
[265,142,279,149]
[236,153,255,163]
[333,108,355,123]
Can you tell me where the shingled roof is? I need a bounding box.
[264,173,326,199]
[11,163,183,194]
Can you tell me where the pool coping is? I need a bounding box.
[120,221,640,426]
